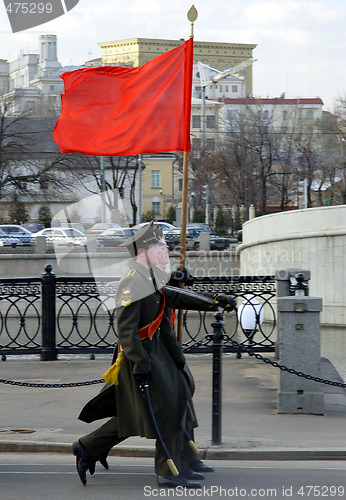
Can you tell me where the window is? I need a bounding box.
[26,101,35,111]
[232,85,238,93]
[219,85,222,92]
[205,138,215,151]
[40,178,49,190]
[225,86,229,92]
[152,201,160,215]
[206,116,215,128]
[192,115,201,128]
[195,86,201,92]
[283,110,288,121]
[151,170,160,188]
[191,138,200,150]
[306,110,313,121]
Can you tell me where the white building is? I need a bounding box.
[192,62,246,101]
[0,34,81,115]
[221,97,324,133]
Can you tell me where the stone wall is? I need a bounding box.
[238,205,346,327]
[0,250,241,279]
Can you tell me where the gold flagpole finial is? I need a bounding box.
[187,5,198,38]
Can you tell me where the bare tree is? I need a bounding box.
[68,154,141,225]
[0,100,81,205]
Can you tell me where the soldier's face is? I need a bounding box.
[146,243,159,266]
[157,244,169,269]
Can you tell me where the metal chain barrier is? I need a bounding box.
[0,341,345,389]
[229,339,346,389]
[0,378,104,388]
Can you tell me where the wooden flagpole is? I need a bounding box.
[177,5,198,344]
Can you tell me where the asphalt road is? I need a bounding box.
[1,454,345,500]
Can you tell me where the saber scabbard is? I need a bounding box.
[141,384,179,476]
[184,429,199,456]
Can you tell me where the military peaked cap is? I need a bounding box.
[119,221,159,256]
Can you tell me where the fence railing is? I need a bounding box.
[0,266,276,359]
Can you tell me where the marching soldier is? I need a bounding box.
[153,233,235,474]
[73,222,235,488]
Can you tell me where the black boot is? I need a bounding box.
[181,467,204,480]
[157,473,201,488]
[98,453,109,470]
[190,459,214,473]
[72,441,96,485]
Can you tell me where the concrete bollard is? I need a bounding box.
[35,235,47,254]
[86,234,98,253]
[199,232,210,251]
[277,296,324,414]
[275,269,311,358]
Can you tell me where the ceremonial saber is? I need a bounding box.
[141,384,179,476]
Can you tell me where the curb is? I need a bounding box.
[1,441,346,461]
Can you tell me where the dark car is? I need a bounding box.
[209,234,230,250]
[97,227,136,247]
[164,228,200,251]
[0,225,32,245]
[23,222,45,233]
[186,225,230,250]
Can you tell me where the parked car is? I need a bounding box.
[164,228,200,251]
[0,228,24,247]
[132,221,176,235]
[0,225,32,245]
[87,222,121,235]
[208,234,230,250]
[187,224,230,250]
[186,223,214,233]
[23,222,45,233]
[33,228,87,247]
[60,222,86,235]
[166,226,230,251]
[97,227,136,247]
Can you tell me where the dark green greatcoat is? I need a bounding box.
[79,261,215,439]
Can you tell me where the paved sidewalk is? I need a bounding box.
[0,353,345,460]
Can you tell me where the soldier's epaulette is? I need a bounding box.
[127,269,136,277]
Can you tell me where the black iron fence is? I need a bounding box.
[0,266,276,359]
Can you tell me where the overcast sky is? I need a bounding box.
[1,0,345,111]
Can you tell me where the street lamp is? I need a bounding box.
[159,189,166,219]
[202,184,209,225]
[237,294,264,344]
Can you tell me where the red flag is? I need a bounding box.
[53,39,193,156]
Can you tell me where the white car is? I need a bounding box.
[0,228,24,247]
[34,227,87,247]
[132,221,176,235]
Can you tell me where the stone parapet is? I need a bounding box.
[239,205,346,327]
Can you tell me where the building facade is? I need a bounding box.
[98,38,256,97]
[141,154,176,219]
[221,97,324,134]
[0,35,82,116]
